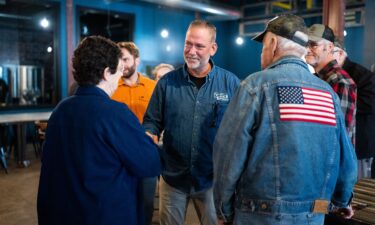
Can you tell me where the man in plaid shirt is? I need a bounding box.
[305,24,357,145]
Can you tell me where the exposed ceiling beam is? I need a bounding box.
[107,0,240,20]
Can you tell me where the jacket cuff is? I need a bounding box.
[217,202,234,223]
[332,192,353,208]
[144,127,159,137]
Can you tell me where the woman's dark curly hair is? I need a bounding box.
[72,36,122,86]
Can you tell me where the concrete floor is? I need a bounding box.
[0,145,200,225]
[0,148,40,225]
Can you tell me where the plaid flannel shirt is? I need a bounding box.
[318,60,357,146]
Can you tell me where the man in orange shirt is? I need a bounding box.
[112,42,156,123]
[112,41,157,225]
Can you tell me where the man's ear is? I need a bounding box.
[337,49,346,65]
[328,42,335,53]
[102,67,110,81]
[270,36,278,55]
[135,57,140,67]
[210,42,218,57]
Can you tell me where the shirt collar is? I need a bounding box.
[118,72,146,87]
[183,59,216,82]
[317,60,339,80]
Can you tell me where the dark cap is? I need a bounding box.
[307,24,335,43]
[252,14,308,47]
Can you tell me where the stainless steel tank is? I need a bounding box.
[0,64,44,105]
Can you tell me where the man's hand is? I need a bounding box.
[332,205,354,219]
[146,131,159,144]
[218,219,232,225]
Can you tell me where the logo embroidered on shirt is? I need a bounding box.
[214,92,229,102]
[277,86,336,126]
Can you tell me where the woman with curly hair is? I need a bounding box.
[37,36,161,225]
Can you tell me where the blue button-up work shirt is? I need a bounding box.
[143,60,240,193]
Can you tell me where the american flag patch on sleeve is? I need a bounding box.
[277,86,336,126]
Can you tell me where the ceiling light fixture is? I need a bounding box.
[161,29,169,38]
[236,37,244,45]
[40,17,49,28]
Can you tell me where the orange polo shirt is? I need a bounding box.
[112,73,156,123]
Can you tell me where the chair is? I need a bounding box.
[351,178,375,224]
[0,147,7,174]
[0,125,9,173]
[34,121,48,158]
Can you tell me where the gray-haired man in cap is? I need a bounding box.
[213,14,357,225]
[306,24,357,147]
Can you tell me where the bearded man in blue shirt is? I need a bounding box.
[143,19,240,225]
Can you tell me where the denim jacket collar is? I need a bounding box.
[267,55,309,71]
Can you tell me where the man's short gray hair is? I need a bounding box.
[276,35,307,58]
[188,19,217,43]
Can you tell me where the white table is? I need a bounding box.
[0,111,52,123]
[0,111,52,167]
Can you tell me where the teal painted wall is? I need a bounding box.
[224,20,263,79]
[364,0,375,69]
[345,26,364,65]
[55,0,196,97]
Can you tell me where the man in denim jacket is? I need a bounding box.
[213,14,357,225]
